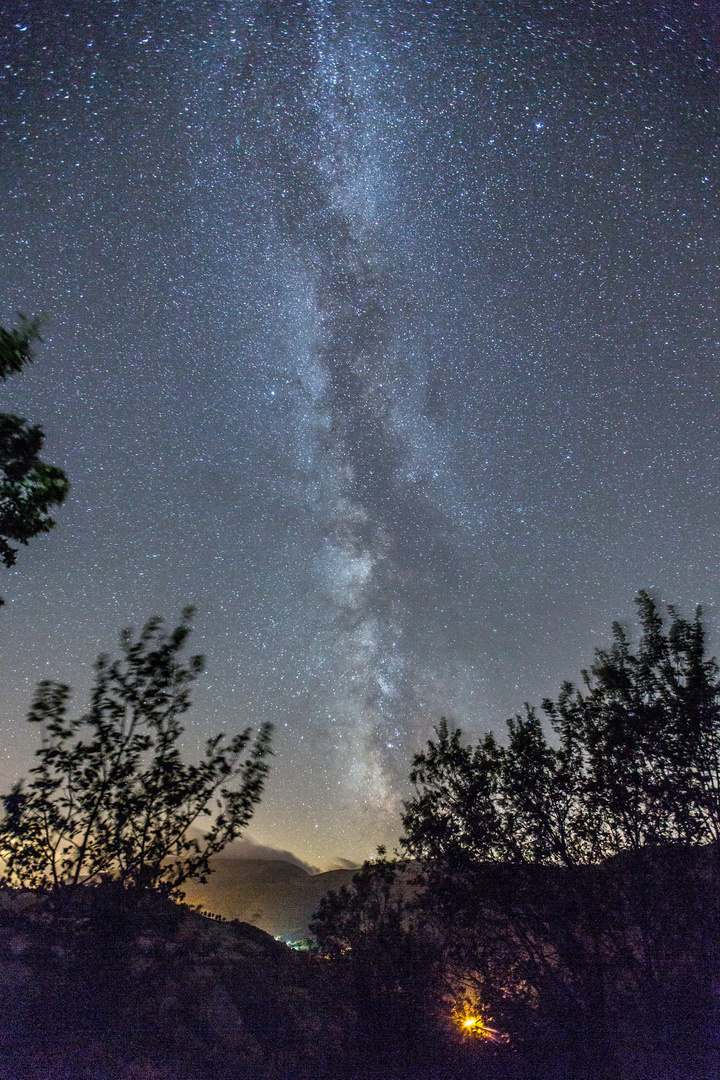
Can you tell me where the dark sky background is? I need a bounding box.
[1,0,718,868]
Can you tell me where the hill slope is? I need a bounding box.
[181,858,357,939]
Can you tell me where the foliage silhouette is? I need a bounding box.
[312,594,720,1079]
[311,850,450,1077]
[0,314,42,380]
[0,882,351,1080]
[0,609,272,893]
[0,315,69,588]
[402,592,720,866]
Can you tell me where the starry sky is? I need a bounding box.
[1,0,718,868]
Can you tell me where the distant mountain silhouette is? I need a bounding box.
[181,858,357,938]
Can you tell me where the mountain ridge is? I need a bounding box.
[180,857,358,939]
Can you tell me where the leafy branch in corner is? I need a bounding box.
[0,314,69,593]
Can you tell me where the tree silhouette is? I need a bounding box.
[402,593,720,866]
[312,595,720,1078]
[0,608,272,893]
[0,315,69,589]
[0,315,42,379]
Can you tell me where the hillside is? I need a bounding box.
[181,858,357,939]
[0,883,354,1080]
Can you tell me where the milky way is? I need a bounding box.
[248,2,482,816]
[0,0,718,865]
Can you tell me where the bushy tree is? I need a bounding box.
[311,852,450,1077]
[400,722,506,864]
[311,848,408,960]
[402,593,720,866]
[311,594,720,1079]
[0,609,272,893]
[0,315,69,584]
[546,591,720,852]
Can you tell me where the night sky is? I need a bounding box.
[1,0,718,868]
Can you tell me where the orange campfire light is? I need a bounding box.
[452,1003,506,1042]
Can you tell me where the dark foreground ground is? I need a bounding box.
[0,852,717,1080]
